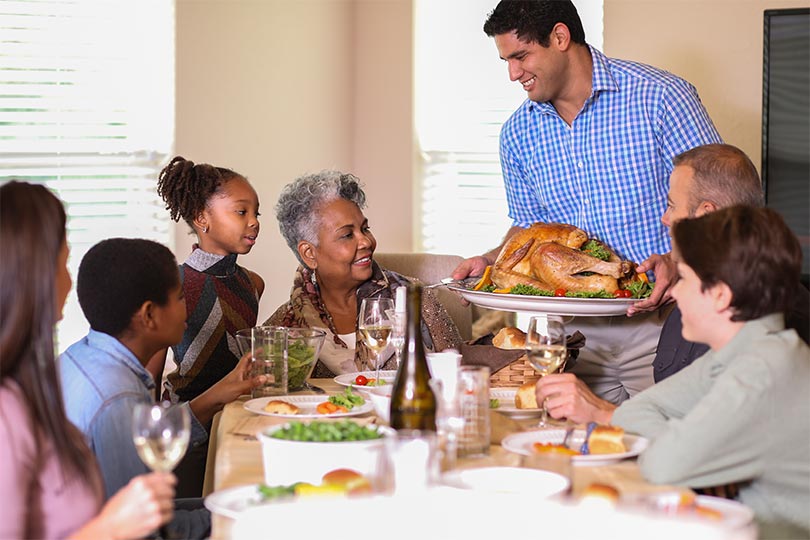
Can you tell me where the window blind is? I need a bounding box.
[414,0,603,257]
[0,0,175,351]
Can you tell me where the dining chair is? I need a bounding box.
[374,252,473,341]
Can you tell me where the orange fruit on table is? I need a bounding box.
[532,442,580,456]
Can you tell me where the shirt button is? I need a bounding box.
[578,161,584,168]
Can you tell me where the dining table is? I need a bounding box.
[207,378,697,540]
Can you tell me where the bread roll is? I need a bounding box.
[493,327,527,349]
[321,468,372,495]
[580,483,620,506]
[263,400,300,415]
[587,425,626,454]
[514,380,538,409]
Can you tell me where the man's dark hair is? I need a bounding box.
[673,206,801,322]
[483,0,586,46]
[77,238,179,337]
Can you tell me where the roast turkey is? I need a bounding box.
[491,223,637,294]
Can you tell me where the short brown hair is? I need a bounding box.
[673,144,764,212]
[673,205,801,321]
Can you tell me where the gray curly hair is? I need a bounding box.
[276,170,367,266]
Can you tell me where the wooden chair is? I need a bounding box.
[374,252,473,341]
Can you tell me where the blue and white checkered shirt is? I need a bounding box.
[500,46,722,263]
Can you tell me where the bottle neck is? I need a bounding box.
[404,283,424,357]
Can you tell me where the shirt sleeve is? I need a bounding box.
[500,125,548,227]
[183,401,209,448]
[0,395,33,539]
[656,78,723,167]
[614,357,769,488]
[87,392,150,500]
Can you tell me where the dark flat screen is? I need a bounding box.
[763,8,810,284]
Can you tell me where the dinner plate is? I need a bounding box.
[204,484,266,519]
[639,493,755,529]
[489,388,542,418]
[243,395,374,418]
[447,285,639,317]
[334,370,397,389]
[442,466,568,498]
[501,428,648,466]
[694,496,755,529]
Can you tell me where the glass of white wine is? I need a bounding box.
[384,307,406,369]
[358,297,395,386]
[525,315,567,428]
[132,401,190,539]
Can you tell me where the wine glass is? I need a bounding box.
[384,307,406,369]
[525,315,567,427]
[132,401,190,539]
[358,297,395,386]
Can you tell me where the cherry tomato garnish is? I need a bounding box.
[355,375,369,386]
[624,290,633,298]
[615,290,632,298]
[554,288,567,297]
[613,290,624,298]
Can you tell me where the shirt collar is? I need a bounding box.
[185,246,239,277]
[700,313,786,370]
[528,44,618,115]
[86,329,155,390]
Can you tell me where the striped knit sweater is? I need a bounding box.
[166,248,259,402]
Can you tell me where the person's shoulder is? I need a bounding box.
[0,380,36,465]
[0,379,29,422]
[501,99,536,133]
[605,54,694,91]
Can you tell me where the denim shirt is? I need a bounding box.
[59,330,207,500]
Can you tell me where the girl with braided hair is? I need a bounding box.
[146,156,264,496]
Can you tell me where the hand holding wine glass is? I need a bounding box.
[525,315,567,427]
[132,401,190,539]
[358,297,395,385]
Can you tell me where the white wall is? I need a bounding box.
[604,0,809,167]
[175,0,412,323]
[176,0,805,323]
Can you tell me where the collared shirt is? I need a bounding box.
[613,314,810,533]
[500,46,722,263]
[59,330,207,499]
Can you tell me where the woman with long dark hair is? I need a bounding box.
[0,181,175,539]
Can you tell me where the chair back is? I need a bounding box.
[374,252,472,341]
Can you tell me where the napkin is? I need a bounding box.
[460,330,586,375]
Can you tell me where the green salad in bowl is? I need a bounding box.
[286,328,327,391]
[235,327,326,391]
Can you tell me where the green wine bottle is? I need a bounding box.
[389,283,437,431]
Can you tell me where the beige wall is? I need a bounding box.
[175,0,412,322]
[176,0,803,322]
[603,0,808,168]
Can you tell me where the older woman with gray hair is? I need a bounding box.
[265,170,462,377]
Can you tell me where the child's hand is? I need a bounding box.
[219,351,266,400]
[189,351,266,424]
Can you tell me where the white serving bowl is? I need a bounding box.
[363,386,392,424]
[259,422,393,486]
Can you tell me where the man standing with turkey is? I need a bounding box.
[452,0,721,403]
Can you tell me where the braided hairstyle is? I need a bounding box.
[157,155,244,228]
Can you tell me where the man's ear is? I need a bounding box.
[694,201,718,218]
[297,241,317,271]
[551,22,571,51]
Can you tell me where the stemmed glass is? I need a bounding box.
[132,401,191,539]
[525,315,567,427]
[358,297,395,385]
[384,307,406,369]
